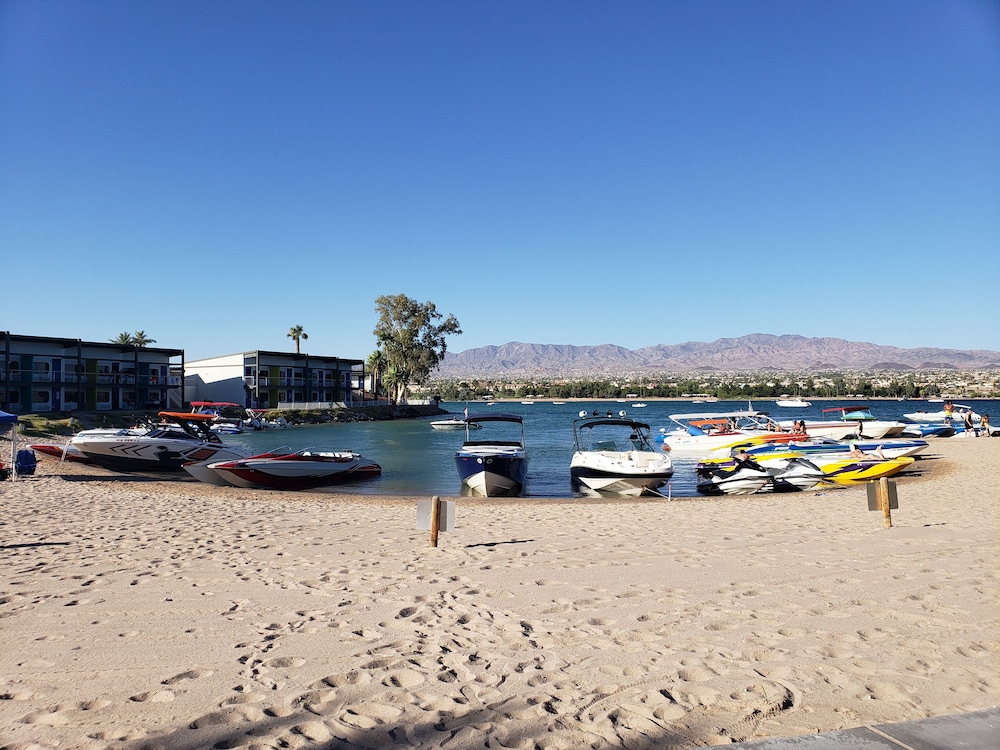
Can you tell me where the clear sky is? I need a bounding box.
[2,0,999,362]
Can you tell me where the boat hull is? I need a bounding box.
[570,453,673,496]
[72,437,249,472]
[29,443,91,463]
[455,453,528,496]
[208,452,382,490]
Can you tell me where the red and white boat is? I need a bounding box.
[182,446,293,486]
[203,448,382,490]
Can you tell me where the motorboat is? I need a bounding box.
[746,449,916,485]
[779,406,905,440]
[903,404,981,424]
[742,436,929,460]
[775,397,811,408]
[810,455,916,485]
[182,446,294,485]
[191,401,248,433]
[32,421,157,463]
[247,409,289,429]
[69,412,253,472]
[430,417,482,430]
[657,408,786,456]
[900,423,957,438]
[204,448,381,490]
[569,411,673,496]
[454,414,529,496]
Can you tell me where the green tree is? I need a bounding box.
[109,331,156,346]
[131,331,156,347]
[367,349,387,398]
[373,294,461,404]
[287,325,308,354]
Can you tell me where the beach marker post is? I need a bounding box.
[866,478,897,528]
[416,496,455,547]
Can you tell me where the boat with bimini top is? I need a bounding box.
[657,407,786,456]
[70,412,253,472]
[569,411,673,496]
[454,414,529,497]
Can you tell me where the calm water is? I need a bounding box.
[226,398,1000,498]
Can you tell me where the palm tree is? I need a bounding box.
[131,331,156,347]
[287,325,308,354]
[110,332,134,345]
[367,349,386,398]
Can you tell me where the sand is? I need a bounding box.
[1,434,997,749]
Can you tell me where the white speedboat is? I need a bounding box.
[205,448,381,490]
[454,414,528,496]
[570,412,673,496]
[779,406,905,441]
[903,404,981,424]
[70,412,253,472]
[657,408,786,456]
[430,417,482,430]
[775,397,811,408]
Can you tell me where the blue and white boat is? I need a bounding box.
[454,414,529,496]
[741,436,929,460]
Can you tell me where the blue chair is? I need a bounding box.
[14,449,37,476]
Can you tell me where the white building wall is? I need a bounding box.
[184,353,248,405]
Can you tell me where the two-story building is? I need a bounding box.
[184,350,366,409]
[0,332,185,414]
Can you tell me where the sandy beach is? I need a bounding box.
[1,435,997,749]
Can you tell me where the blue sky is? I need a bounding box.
[2,0,998,362]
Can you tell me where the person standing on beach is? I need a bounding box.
[963,409,975,436]
[944,400,954,425]
[981,414,991,437]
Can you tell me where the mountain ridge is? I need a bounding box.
[432,334,1000,377]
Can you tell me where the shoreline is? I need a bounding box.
[1,436,997,749]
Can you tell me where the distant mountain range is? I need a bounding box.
[432,334,1000,378]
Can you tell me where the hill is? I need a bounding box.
[431,334,1000,378]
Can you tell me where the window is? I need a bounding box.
[32,390,52,408]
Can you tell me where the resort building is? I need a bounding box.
[184,350,366,409]
[0,332,185,414]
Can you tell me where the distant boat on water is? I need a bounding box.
[776,397,811,408]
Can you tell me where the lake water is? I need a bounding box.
[225,398,999,498]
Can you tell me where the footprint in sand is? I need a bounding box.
[130,690,175,703]
[162,667,214,685]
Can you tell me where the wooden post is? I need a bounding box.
[429,495,440,547]
[878,477,892,528]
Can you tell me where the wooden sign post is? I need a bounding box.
[416,496,456,547]
[866,478,897,528]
